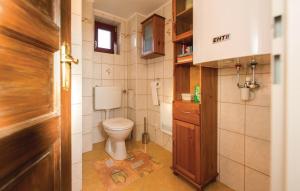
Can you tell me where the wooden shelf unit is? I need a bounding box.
[174,30,193,42]
[172,0,219,190]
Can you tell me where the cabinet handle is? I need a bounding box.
[182,111,191,114]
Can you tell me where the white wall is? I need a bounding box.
[71,0,83,190]
[145,1,174,151]
[284,0,300,190]
[82,3,128,153]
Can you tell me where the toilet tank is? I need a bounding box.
[193,0,271,66]
[94,86,122,110]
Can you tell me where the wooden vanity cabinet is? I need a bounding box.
[173,120,200,182]
[141,14,165,59]
[172,68,218,191]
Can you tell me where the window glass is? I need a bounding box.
[97,29,111,49]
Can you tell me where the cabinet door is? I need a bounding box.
[173,120,200,181]
[142,20,153,54]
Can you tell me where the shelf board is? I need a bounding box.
[174,100,200,105]
[176,54,193,65]
[176,7,193,20]
[175,60,193,65]
[174,30,193,42]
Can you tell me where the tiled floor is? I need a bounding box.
[83,141,233,191]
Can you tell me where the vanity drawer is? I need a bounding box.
[173,101,200,125]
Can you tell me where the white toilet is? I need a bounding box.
[94,86,134,160]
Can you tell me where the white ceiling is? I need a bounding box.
[94,0,169,19]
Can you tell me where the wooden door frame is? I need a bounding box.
[60,0,72,190]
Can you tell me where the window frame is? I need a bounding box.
[94,21,117,54]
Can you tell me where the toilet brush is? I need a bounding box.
[142,117,150,144]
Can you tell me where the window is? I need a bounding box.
[94,21,117,54]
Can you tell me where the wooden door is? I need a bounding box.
[0,0,72,190]
[173,120,200,182]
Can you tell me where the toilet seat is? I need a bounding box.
[103,118,133,131]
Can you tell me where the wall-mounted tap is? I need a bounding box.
[249,59,260,89]
[235,58,260,101]
[235,60,244,88]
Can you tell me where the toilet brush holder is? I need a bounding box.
[142,117,150,144]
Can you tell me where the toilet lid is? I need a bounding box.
[103,118,134,130]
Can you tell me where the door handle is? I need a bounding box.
[60,42,78,91]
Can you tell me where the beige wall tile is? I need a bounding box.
[219,67,246,76]
[147,64,155,79]
[93,63,101,79]
[220,75,245,104]
[83,60,93,78]
[135,95,147,110]
[83,22,93,42]
[220,129,245,163]
[101,52,114,64]
[83,41,93,59]
[154,62,164,79]
[164,41,173,60]
[136,80,148,95]
[245,168,270,191]
[245,137,270,175]
[246,106,271,140]
[220,156,245,191]
[220,103,245,134]
[247,74,271,107]
[101,64,114,79]
[136,64,148,79]
[163,78,173,97]
[163,59,173,78]
[135,110,147,126]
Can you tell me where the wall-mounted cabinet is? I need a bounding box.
[141,14,165,59]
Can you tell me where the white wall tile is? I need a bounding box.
[83,97,93,115]
[72,162,82,191]
[92,126,106,143]
[83,78,93,97]
[72,75,82,104]
[83,133,93,153]
[83,115,93,133]
[71,13,82,45]
[71,103,82,134]
[83,60,93,78]
[71,133,82,164]
[71,45,82,75]
[71,0,81,15]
